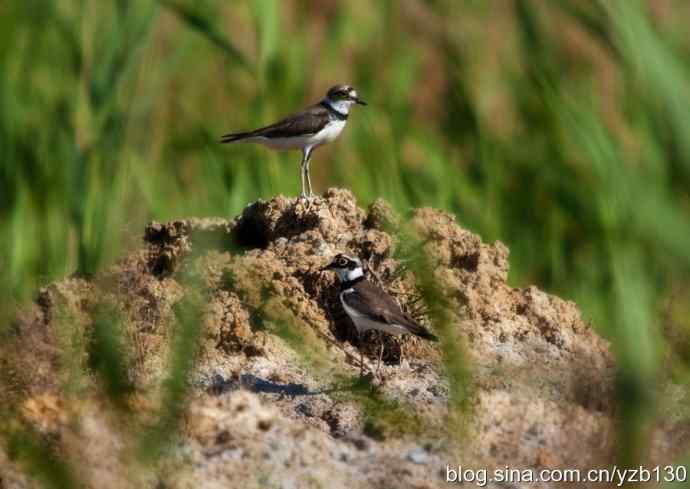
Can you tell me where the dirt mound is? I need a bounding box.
[1,189,686,488]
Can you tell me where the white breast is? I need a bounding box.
[340,289,362,317]
[308,119,347,147]
[251,119,347,151]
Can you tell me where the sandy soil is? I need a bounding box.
[1,189,688,488]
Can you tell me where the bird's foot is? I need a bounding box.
[297,193,320,212]
[297,193,312,210]
[373,369,388,385]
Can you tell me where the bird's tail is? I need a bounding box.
[415,329,439,342]
[405,318,439,342]
[220,131,253,144]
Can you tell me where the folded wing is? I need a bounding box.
[221,104,331,143]
[344,281,438,341]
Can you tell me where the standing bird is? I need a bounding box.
[322,253,437,376]
[220,84,367,200]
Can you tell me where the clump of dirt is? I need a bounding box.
[1,189,688,489]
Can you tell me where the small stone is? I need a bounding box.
[405,447,429,465]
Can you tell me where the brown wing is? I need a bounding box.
[247,104,331,138]
[345,281,438,341]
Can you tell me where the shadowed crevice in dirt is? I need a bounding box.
[231,199,321,251]
[240,374,315,397]
[231,210,271,250]
[144,218,234,276]
[207,374,316,397]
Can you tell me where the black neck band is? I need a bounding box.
[321,101,349,121]
[340,275,365,290]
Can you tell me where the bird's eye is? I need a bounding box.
[338,258,348,266]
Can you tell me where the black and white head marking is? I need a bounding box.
[322,253,364,284]
[323,84,367,117]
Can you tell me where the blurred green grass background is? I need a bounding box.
[2,0,690,464]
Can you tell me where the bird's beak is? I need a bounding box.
[321,260,336,271]
[353,97,367,106]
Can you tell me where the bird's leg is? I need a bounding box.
[375,338,384,378]
[400,340,406,369]
[306,158,313,198]
[304,147,314,198]
[358,330,365,378]
[299,151,307,199]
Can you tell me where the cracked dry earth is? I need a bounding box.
[1,188,688,489]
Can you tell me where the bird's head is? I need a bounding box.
[324,84,367,113]
[321,253,364,282]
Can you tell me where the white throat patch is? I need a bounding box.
[324,97,354,116]
[335,267,363,282]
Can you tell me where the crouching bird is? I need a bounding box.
[322,253,437,376]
